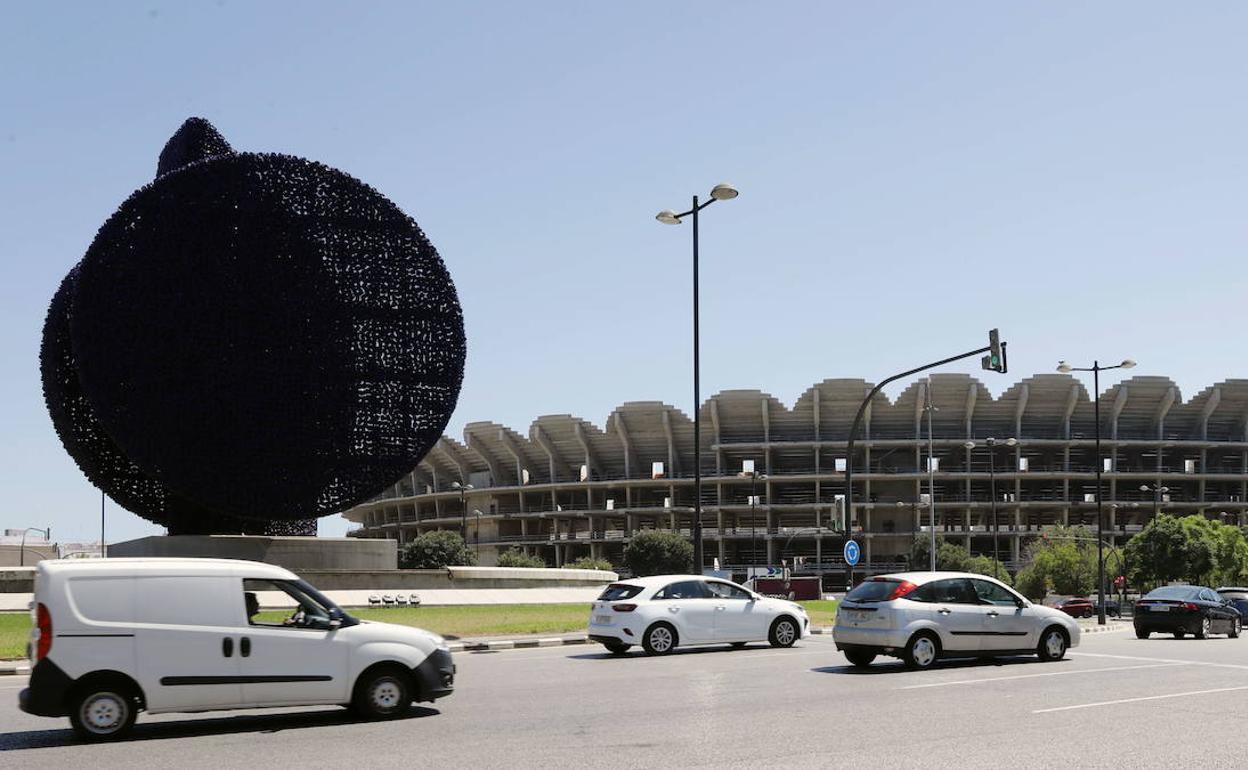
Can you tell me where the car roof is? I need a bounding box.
[1217,587,1248,593]
[866,571,1008,585]
[611,574,732,588]
[37,557,297,581]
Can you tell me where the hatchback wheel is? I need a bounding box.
[70,687,137,740]
[352,666,411,719]
[769,617,799,648]
[903,632,940,670]
[642,623,678,655]
[1037,627,1067,662]
[844,649,876,668]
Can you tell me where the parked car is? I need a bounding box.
[1134,585,1241,639]
[1055,597,1095,618]
[20,558,454,740]
[586,575,809,655]
[1216,587,1248,620]
[833,572,1081,670]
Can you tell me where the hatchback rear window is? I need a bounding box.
[598,584,643,601]
[845,579,902,603]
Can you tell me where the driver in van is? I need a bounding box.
[245,591,261,622]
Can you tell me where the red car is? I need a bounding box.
[1055,597,1095,618]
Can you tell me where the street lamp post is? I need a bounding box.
[1057,358,1136,625]
[1139,483,1169,517]
[474,509,483,560]
[964,437,1017,580]
[19,527,51,567]
[656,183,739,573]
[451,481,474,542]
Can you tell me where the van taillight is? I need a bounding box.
[35,603,52,661]
[612,604,637,612]
[888,581,918,600]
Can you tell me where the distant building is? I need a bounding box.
[0,529,58,567]
[342,374,1248,573]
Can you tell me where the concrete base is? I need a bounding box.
[109,535,396,571]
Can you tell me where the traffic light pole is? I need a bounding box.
[843,339,1006,581]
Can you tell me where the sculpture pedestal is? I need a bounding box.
[109,535,395,571]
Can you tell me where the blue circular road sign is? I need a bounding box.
[844,539,860,567]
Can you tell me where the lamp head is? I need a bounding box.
[709,183,739,201]
[1120,359,1137,369]
[1005,437,1018,446]
[1139,484,1149,492]
[964,441,976,449]
[655,210,682,225]
[1057,361,1073,373]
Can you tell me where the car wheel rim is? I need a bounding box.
[1203,619,1211,634]
[651,627,672,652]
[1045,632,1065,657]
[80,692,127,734]
[913,638,936,667]
[370,678,402,711]
[776,622,796,645]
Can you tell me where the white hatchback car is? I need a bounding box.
[586,575,810,655]
[832,571,1080,670]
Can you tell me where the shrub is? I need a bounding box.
[966,554,1012,585]
[909,538,973,572]
[1013,565,1047,600]
[563,556,613,571]
[623,530,693,577]
[496,548,547,568]
[399,531,476,569]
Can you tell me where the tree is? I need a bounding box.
[563,556,614,571]
[909,538,970,571]
[496,548,546,568]
[966,554,1012,585]
[398,530,476,569]
[1013,565,1047,600]
[1126,514,1248,588]
[623,530,693,577]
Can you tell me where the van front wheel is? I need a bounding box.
[352,665,412,719]
[70,687,137,740]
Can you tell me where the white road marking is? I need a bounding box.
[1071,651,1248,671]
[1034,684,1248,713]
[898,662,1185,689]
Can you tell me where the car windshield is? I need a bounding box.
[598,584,643,601]
[1144,586,1202,601]
[845,579,901,603]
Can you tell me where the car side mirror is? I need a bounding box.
[328,618,342,630]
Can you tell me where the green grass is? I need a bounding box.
[0,613,30,660]
[1,599,839,659]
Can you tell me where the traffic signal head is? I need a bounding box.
[982,328,1007,373]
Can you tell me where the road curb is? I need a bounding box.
[450,635,590,652]
[0,664,30,676]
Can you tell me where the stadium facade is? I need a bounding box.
[342,374,1248,575]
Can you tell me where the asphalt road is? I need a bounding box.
[4,628,1248,768]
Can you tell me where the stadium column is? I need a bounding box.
[717,510,726,566]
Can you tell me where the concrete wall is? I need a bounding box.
[295,566,616,591]
[109,535,396,570]
[0,545,58,568]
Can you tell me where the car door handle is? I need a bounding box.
[715,606,725,611]
[986,611,1000,618]
[937,608,952,615]
[222,637,233,657]
[240,637,251,658]
[668,606,679,613]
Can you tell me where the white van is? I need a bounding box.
[19,558,454,739]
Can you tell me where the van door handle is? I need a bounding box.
[240,637,251,657]
[222,637,233,657]
[668,606,679,613]
[937,608,951,615]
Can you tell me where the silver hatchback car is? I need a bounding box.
[832,571,1081,669]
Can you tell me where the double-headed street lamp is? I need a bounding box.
[738,462,767,572]
[1057,358,1137,625]
[1140,483,1169,516]
[656,182,739,572]
[964,436,1017,579]
[451,481,474,542]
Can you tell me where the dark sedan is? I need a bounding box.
[1134,585,1242,640]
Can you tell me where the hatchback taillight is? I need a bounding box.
[888,581,918,600]
[35,603,52,661]
[612,604,637,613]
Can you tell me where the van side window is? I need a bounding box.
[243,579,333,629]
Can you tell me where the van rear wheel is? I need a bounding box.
[69,687,137,740]
[352,665,412,719]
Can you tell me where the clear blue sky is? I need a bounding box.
[2,3,1244,542]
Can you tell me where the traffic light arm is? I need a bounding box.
[843,339,1004,535]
